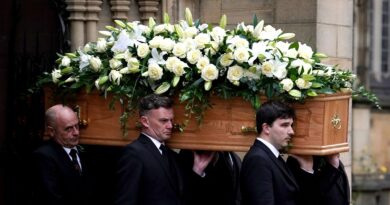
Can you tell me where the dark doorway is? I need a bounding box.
[0,0,120,204]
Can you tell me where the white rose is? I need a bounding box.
[220,53,234,67]
[186,49,202,64]
[109,70,123,85]
[194,33,211,49]
[210,26,226,44]
[166,56,180,72]
[227,65,244,85]
[196,56,210,71]
[89,56,102,72]
[127,58,140,73]
[172,61,187,77]
[149,36,164,48]
[159,38,175,52]
[182,38,197,50]
[201,64,219,81]
[261,61,274,77]
[234,47,250,63]
[137,43,150,58]
[298,43,314,60]
[51,69,62,83]
[83,43,92,53]
[234,37,249,48]
[280,78,294,92]
[205,41,219,56]
[61,56,71,67]
[96,38,107,52]
[153,24,166,35]
[285,48,298,59]
[109,58,122,69]
[147,63,163,80]
[172,42,188,58]
[184,27,199,38]
[295,78,312,89]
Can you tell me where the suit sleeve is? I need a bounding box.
[33,151,66,205]
[241,154,275,205]
[115,147,143,205]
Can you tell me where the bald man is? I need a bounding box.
[32,104,94,205]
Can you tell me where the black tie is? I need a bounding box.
[159,144,178,185]
[70,149,82,175]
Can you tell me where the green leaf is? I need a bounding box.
[252,14,258,27]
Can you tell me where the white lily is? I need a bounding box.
[148,48,167,65]
[249,42,272,65]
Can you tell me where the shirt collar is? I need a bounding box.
[142,132,163,150]
[257,137,280,158]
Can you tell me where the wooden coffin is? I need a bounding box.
[44,90,350,155]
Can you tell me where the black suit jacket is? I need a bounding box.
[180,150,241,205]
[241,140,300,205]
[115,134,184,205]
[32,140,93,205]
[287,156,350,205]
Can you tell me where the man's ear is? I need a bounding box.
[262,123,270,135]
[139,116,149,128]
[47,126,55,138]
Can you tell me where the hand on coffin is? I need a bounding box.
[325,153,340,169]
[192,150,216,176]
[289,154,314,174]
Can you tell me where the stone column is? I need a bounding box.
[85,0,103,43]
[110,0,131,21]
[66,0,87,50]
[137,0,160,24]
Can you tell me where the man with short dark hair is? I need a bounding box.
[241,100,300,205]
[115,94,213,205]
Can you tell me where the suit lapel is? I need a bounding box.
[255,140,299,189]
[50,140,81,176]
[139,135,180,192]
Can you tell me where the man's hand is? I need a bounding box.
[326,153,340,169]
[289,154,314,173]
[192,151,216,176]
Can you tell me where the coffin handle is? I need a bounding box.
[241,126,257,133]
[74,105,88,128]
[331,114,341,129]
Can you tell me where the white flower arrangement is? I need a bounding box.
[37,8,378,133]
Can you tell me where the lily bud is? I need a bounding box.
[99,31,112,36]
[155,82,171,94]
[279,33,295,40]
[61,67,73,75]
[114,20,127,28]
[288,89,302,98]
[219,14,227,29]
[172,76,180,87]
[65,53,77,58]
[185,8,193,27]
[254,20,264,37]
[174,24,184,39]
[314,53,328,58]
[163,13,170,24]
[204,81,212,91]
[98,76,109,85]
[148,17,156,29]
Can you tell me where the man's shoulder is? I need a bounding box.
[34,140,59,155]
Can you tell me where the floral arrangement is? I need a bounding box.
[36,9,378,133]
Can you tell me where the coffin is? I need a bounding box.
[44,89,350,155]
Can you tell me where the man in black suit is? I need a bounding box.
[241,101,350,205]
[115,94,213,205]
[32,104,93,205]
[180,150,241,205]
[287,154,350,205]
